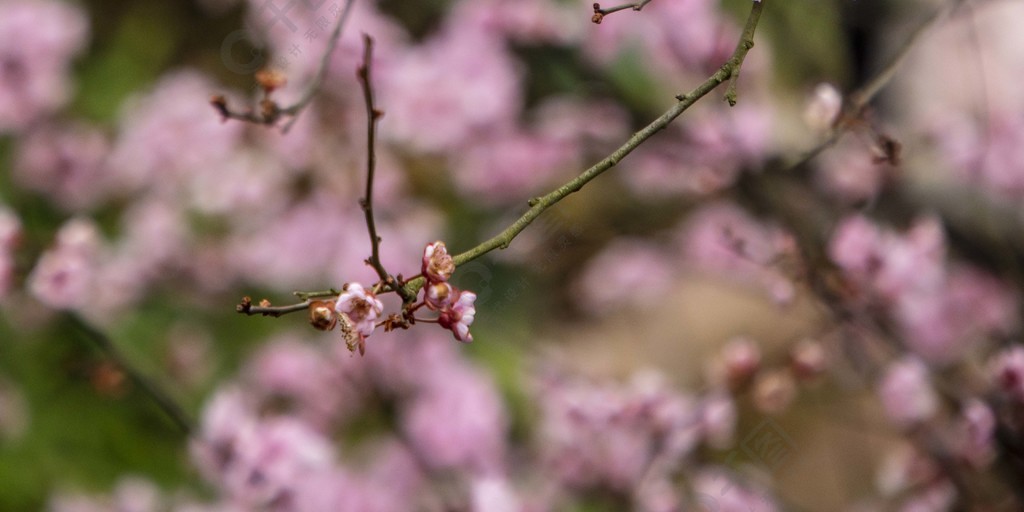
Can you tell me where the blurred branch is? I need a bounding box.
[403,0,767,297]
[591,0,654,24]
[211,0,356,132]
[787,0,965,169]
[68,314,194,436]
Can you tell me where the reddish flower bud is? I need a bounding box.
[255,68,287,93]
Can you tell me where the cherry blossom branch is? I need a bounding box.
[211,0,356,132]
[356,34,414,303]
[591,0,654,24]
[236,295,313,317]
[403,0,766,297]
[68,314,194,436]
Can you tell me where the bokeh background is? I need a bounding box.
[2,0,1023,510]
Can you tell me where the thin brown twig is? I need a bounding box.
[591,0,654,24]
[356,34,415,303]
[211,0,356,132]
[236,296,313,317]
[68,314,194,436]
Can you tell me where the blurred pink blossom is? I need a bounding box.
[108,70,244,194]
[573,238,677,314]
[470,476,522,512]
[895,266,1018,364]
[401,361,507,473]
[803,82,842,132]
[830,215,1017,363]
[245,334,353,429]
[814,134,888,203]
[191,388,337,508]
[28,218,104,310]
[450,0,584,46]
[898,481,956,512]
[581,0,729,80]
[381,23,521,152]
[877,357,938,428]
[0,0,88,132]
[940,111,1024,203]
[450,127,576,204]
[533,96,629,150]
[691,468,778,512]
[14,123,111,211]
[952,399,995,468]
[626,106,771,198]
[678,202,796,303]
[534,370,700,491]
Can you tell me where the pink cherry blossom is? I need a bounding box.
[334,282,383,338]
[438,289,477,342]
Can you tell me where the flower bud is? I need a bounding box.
[752,370,797,415]
[803,82,842,132]
[720,337,761,389]
[422,241,455,283]
[308,300,337,331]
[425,281,454,310]
[255,68,287,93]
[790,339,828,380]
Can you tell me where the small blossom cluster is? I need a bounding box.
[705,336,828,416]
[421,241,477,343]
[532,368,783,511]
[308,241,477,355]
[830,215,1018,364]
